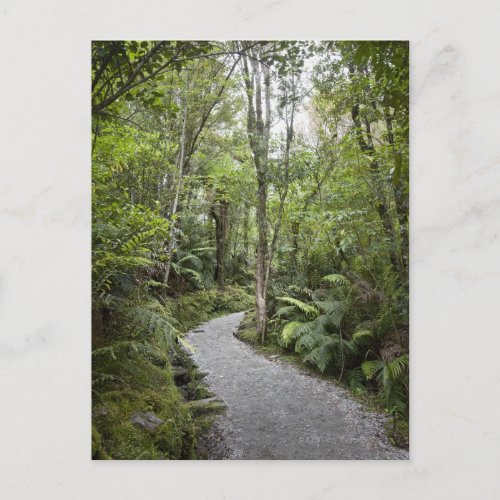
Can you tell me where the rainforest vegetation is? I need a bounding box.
[91,40,409,459]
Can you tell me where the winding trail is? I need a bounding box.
[185,312,408,460]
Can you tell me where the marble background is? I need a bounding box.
[1,0,499,498]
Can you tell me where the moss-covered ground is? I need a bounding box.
[92,286,254,460]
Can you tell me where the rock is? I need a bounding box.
[172,366,190,384]
[92,406,109,418]
[178,387,189,400]
[131,411,164,431]
[186,397,226,416]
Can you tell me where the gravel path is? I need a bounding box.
[185,312,408,460]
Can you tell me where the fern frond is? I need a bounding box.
[171,262,203,284]
[352,329,373,342]
[190,246,216,255]
[341,337,359,357]
[276,296,319,317]
[361,359,384,380]
[178,253,203,270]
[281,321,305,346]
[321,274,350,287]
[345,367,366,391]
[295,331,331,353]
[274,305,297,319]
[387,354,409,380]
[314,300,346,327]
[303,340,336,372]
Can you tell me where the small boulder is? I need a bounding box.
[186,397,226,416]
[172,366,190,384]
[194,371,209,380]
[131,411,164,431]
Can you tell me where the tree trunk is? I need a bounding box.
[242,207,250,265]
[241,45,271,343]
[350,102,402,276]
[385,111,409,278]
[265,74,295,287]
[164,86,188,286]
[211,198,229,290]
[255,175,268,341]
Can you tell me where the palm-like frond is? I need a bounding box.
[274,305,298,319]
[276,296,319,317]
[362,354,409,416]
[361,359,384,380]
[345,367,366,391]
[303,339,337,372]
[281,320,306,346]
[351,329,373,343]
[321,273,350,287]
[171,261,203,284]
[386,354,409,384]
[314,300,346,327]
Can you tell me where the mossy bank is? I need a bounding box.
[92,286,253,460]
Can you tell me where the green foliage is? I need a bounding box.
[273,272,408,423]
[361,354,409,418]
[167,287,254,332]
[275,274,354,372]
[276,296,319,317]
[321,274,350,287]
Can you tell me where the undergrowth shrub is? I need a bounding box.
[269,272,409,424]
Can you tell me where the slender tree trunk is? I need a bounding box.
[350,102,402,276]
[265,75,296,287]
[211,198,229,290]
[385,111,409,278]
[242,206,250,265]
[164,88,188,286]
[255,175,268,341]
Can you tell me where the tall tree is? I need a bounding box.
[241,43,272,341]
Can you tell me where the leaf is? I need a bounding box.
[361,360,383,380]
[281,321,304,345]
[352,329,372,341]
[274,305,297,319]
[321,274,350,287]
[276,296,319,317]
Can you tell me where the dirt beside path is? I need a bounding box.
[185,312,408,460]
